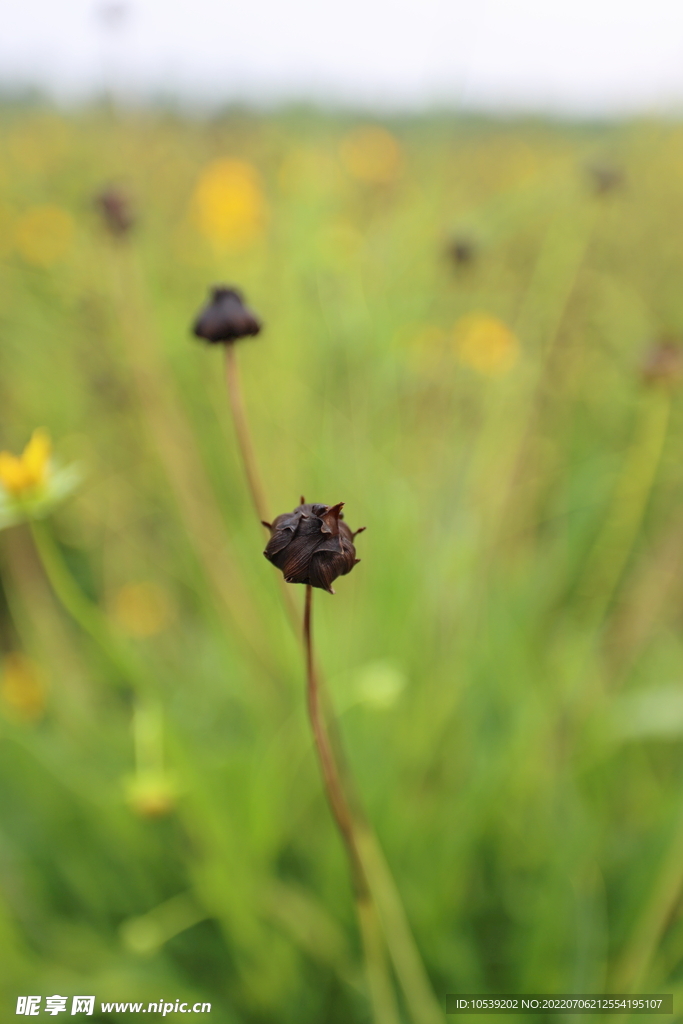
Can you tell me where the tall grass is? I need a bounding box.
[1,103,683,1020]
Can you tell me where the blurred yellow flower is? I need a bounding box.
[453,313,520,376]
[0,429,51,497]
[0,430,79,531]
[339,126,402,184]
[111,581,174,638]
[14,205,74,266]
[192,157,267,250]
[1,653,46,721]
[125,771,178,818]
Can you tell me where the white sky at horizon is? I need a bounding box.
[2,0,683,115]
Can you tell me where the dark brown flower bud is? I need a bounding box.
[192,286,262,344]
[95,185,135,236]
[447,235,476,266]
[586,162,624,196]
[263,500,365,594]
[641,338,683,388]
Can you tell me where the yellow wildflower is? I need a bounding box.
[453,313,520,376]
[339,126,402,184]
[111,582,174,638]
[192,157,267,250]
[1,653,46,722]
[125,771,178,818]
[14,205,74,267]
[0,430,79,531]
[0,429,51,496]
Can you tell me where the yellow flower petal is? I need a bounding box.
[453,313,520,376]
[0,453,29,494]
[0,429,51,495]
[22,428,51,486]
[192,158,267,251]
[339,126,402,184]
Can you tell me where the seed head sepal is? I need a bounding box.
[263,500,364,593]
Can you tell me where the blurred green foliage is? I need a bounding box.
[1,102,683,1021]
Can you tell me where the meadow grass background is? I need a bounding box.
[1,102,683,1021]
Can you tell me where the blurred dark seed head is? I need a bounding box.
[641,338,683,388]
[193,286,262,344]
[263,500,365,594]
[95,186,136,237]
[447,236,477,266]
[586,162,624,196]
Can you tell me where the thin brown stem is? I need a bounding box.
[304,585,400,1024]
[223,344,304,636]
[224,344,270,526]
[304,585,367,896]
[101,243,272,679]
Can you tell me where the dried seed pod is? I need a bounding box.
[447,235,476,266]
[641,338,683,388]
[192,286,262,344]
[95,185,136,236]
[263,500,364,594]
[586,162,624,196]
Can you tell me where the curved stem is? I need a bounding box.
[579,391,671,626]
[356,826,445,1024]
[101,245,272,678]
[224,345,271,527]
[133,698,165,776]
[611,801,683,993]
[357,893,404,1024]
[223,346,305,639]
[304,585,400,1024]
[304,586,366,894]
[29,519,146,692]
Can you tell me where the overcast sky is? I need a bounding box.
[3,0,683,114]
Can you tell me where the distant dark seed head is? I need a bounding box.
[447,236,476,265]
[586,162,624,196]
[263,500,364,594]
[192,286,262,344]
[641,337,683,389]
[95,185,135,236]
